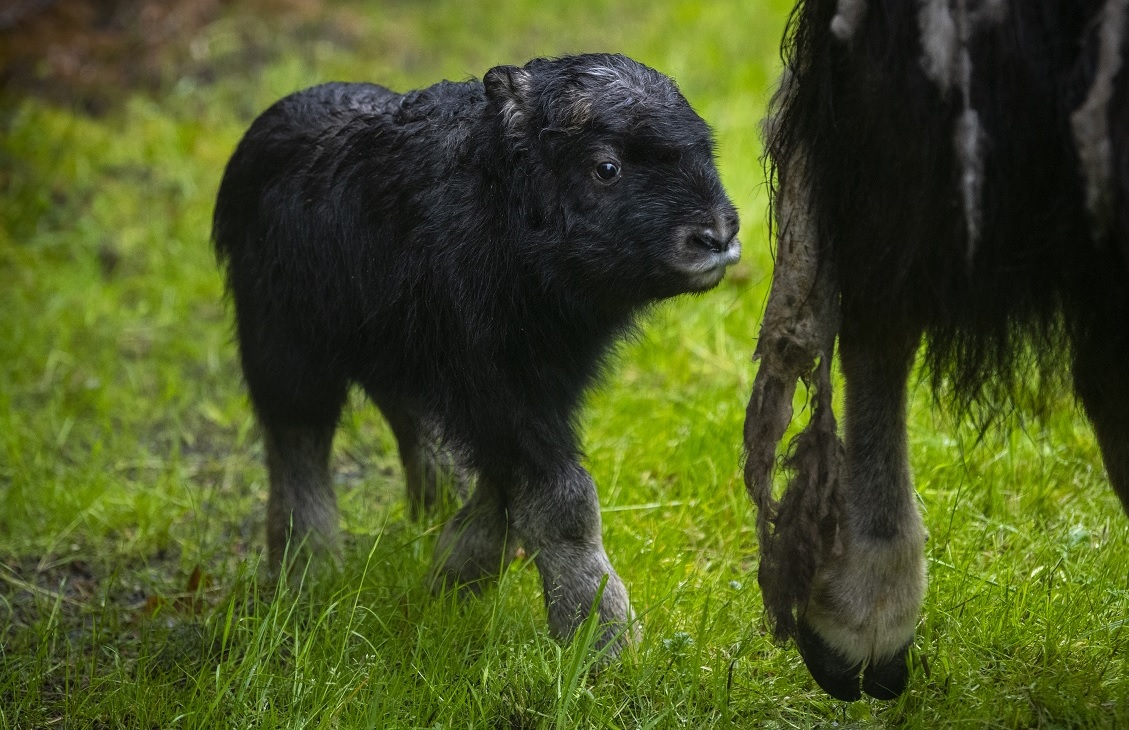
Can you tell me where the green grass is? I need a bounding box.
[2,1,1128,726]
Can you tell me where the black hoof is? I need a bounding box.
[795,619,862,701]
[862,641,911,699]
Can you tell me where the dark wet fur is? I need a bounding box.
[767,0,1129,417]
[212,53,738,648]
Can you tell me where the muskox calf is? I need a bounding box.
[746,0,1128,701]
[213,53,740,648]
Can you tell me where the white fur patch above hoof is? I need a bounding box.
[805,535,926,661]
[797,523,927,699]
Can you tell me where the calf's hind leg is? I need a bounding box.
[430,476,515,593]
[263,420,342,567]
[797,326,926,701]
[241,340,349,569]
[378,404,470,519]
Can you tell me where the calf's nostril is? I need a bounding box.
[690,229,728,253]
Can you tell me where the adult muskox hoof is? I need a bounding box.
[862,641,911,699]
[795,619,912,701]
[794,619,863,701]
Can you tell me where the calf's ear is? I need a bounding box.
[484,65,532,139]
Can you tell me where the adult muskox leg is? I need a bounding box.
[510,461,631,652]
[430,476,515,593]
[796,325,926,701]
[379,405,470,519]
[1073,330,1129,513]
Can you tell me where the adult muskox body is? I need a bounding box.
[214,54,740,650]
[745,0,1128,700]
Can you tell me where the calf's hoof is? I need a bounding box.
[545,565,635,657]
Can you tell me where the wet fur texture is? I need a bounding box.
[213,53,740,651]
[750,0,1129,700]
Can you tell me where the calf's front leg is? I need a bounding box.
[797,327,927,700]
[510,460,632,653]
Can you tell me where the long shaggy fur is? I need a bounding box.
[768,0,1128,412]
[743,141,844,644]
[748,0,1129,700]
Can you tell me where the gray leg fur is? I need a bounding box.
[510,461,632,653]
[430,479,515,592]
[264,424,341,568]
[382,406,470,519]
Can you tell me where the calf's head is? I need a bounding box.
[484,54,740,303]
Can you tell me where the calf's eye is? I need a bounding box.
[594,161,621,182]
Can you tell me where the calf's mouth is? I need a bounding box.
[672,220,741,290]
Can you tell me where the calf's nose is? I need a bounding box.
[689,227,735,253]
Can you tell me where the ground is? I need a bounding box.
[1,1,1128,727]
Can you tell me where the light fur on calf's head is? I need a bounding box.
[489,54,692,142]
[556,56,675,130]
[484,64,534,142]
